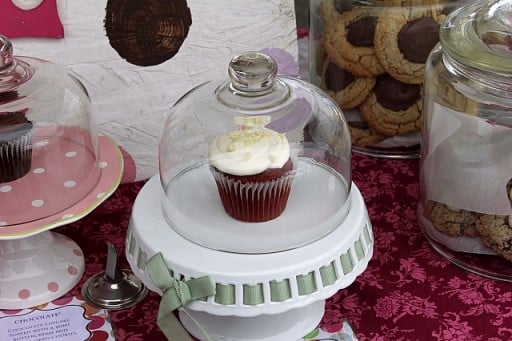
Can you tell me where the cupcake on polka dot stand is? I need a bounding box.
[0,35,124,309]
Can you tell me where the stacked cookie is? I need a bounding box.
[424,178,512,262]
[316,0,451,148]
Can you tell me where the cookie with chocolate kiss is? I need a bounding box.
[348,120,387,148]
[322,9,385,77]
[359,73,422,136]
[320,60,376,110]
[374,7,443,84]
[318,0,354,26]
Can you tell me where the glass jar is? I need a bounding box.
[419,0,512,280]
[0,35,100,226]
[308,0,466,157]
[158,51,353,254]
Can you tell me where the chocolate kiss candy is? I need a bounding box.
[374,74,420,111]
[347,16,378,48]
[398,17,440,64]
[325,62,355,91]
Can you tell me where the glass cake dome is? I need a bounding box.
[159,51,352,253]
[0,35,100,226]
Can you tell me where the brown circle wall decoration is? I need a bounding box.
[104,0,192,66]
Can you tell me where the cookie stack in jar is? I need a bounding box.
[419,0,512,280]
[308,0,466,157]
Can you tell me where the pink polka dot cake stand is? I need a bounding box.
[0,134,124,309]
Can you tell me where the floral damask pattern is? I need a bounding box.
[321,154,512,341]
[57,153,512,340]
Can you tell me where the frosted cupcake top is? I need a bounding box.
[209,116,290,176]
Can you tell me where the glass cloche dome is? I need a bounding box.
[158,51,352,253]
[0,35,100,226]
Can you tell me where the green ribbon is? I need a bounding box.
[147,252,216,341]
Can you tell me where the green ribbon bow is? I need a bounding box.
[147,252,216,341]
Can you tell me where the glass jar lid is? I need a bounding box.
[159,51,352,253]
[441,0,512,74]
[0,35,100,226]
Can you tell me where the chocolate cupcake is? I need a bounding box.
[209,117,294,222]
[0,111,33,183]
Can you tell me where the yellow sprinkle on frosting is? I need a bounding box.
[209,125,290,176]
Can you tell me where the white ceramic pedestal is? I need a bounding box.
[0,231,84,309]
[179,300,325,341]
[126,175,373,340]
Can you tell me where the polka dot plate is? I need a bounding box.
[0,134,123,240]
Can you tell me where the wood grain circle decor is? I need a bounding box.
[104,0,192,66]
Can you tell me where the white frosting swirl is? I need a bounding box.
[209,127,290,176]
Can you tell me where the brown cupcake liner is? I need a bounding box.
[0,133,32,183]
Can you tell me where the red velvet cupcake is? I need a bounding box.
[209,118,294,222]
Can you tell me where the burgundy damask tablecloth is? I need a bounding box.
[58,153,512,340]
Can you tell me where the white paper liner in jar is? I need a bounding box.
[422,103,512,216]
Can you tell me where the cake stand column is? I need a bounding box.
[0,231,85,309]
[179,300,325,341]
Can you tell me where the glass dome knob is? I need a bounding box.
[0,35,13,69]
[228,51,277,93]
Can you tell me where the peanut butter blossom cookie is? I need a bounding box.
[359,73,422,136]
[209,116,294,223]
[348,121,386,148]
[318,0,353,26]
[374,7,442,84]
[320,60,376,110]
[323,9,385,77]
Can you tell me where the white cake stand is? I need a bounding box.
[0,135,124,309]
[126,175,373,340]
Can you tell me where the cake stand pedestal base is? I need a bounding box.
[0,231,85,309]
[180,300,324,341]
[126,176,374,340]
